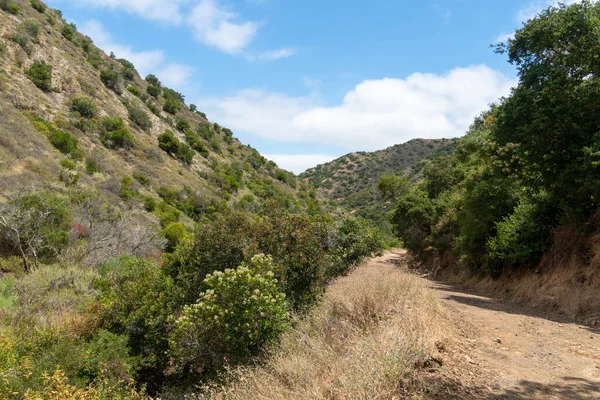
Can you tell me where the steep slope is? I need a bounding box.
[0,0,318,251]
[301,138,456,201]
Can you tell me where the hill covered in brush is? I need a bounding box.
[0,0,317,236]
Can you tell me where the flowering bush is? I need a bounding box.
[170,254,289,374]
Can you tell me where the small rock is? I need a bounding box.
[464,355,476,364]
[435,340,446,352]
[493,338,502,344]
[501,347,510,351]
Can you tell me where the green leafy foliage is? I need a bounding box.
[70,97,98,119]
[26,60,52,91]
[146,85,160,98]
[95,257,179,390]
[61,23,76,41]
[49,129,79,157]
[0,192,70,268]
[0,0,19,14]
[128,107,152,131]
[163,98,179,115]
[145,74,161,87]
[100,68,120,93]
[158,130,193,164]
[170,254,289,374]
[30,0,45,13]
[100,117,134,149]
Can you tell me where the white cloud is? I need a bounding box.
[66,0,184,23]
[254,48,296,62]
[517,0,585,22]
[80,20,194,88]
[264,154,338,174]
[155,63,195,90]
[494,32,515,44]
[198,65,515,152]
[188,0,259,54]
[58,0,293,56]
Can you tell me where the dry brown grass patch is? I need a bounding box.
[200,258,453,400]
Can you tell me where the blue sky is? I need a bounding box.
[45,0,578,173]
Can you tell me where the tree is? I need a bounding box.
[493,0,600,217]
[376,174,409,202]
[0,190,70,272]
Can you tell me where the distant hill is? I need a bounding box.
[301,138,457,201]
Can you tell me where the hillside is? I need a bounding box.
[0,0,317,249]
[300,139,456,230]
[301,138,456,202]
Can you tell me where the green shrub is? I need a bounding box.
[209,137,220,153]
[127,86,141,97]
[175,118,190,132]
[118,58,134,69]
[21,19,41,39]
[162,222,188,253]
[142,196,156,212]
[176,143,193,165]
[145,74,161,87]
[30,6,47,20]
[0,42,5,58]
[166,212,264,303]
[156,201,180,227]
[170,254,289,374]
[101,116,124,133]
[158,130,192,164]
[61,23,76,41]
[26,60,52,91]
[163,99,179,115]
[486,197,557,275]
[0,0,20,14]
[100,117,134,149]
[70,97,98,119]
[60,158,76,170]
[122,67,135,81]
[49,129,78,156]
[157,130,179,154]
[85,157,101,174]
[146,85,160,98]
[128,107,152,131]
[189,104,197,112]
[184,131,209,158]
[100,69,120,92]
[95,257,178,387]
[87,52,103,69]
[132,171,151,186]
[120,176,136,201]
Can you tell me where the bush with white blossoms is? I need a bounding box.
[170,254,289,373]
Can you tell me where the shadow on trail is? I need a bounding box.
[422,375,600,399]
[382,251,600,335]
[491,376,600,399]
[433,283,600,335]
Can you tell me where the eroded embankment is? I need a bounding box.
[417,227,600,328]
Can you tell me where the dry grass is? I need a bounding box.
[201,258,452,400]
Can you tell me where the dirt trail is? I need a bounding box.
[384,249,600,399]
